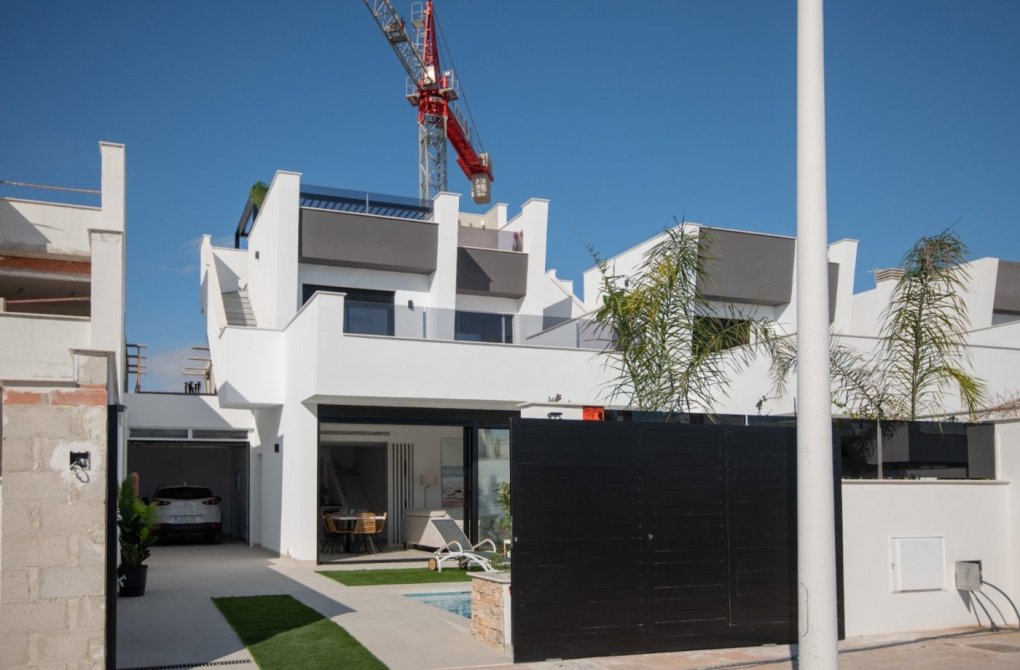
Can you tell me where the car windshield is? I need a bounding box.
[155,486,214,500]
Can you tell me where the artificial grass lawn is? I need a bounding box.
[318,567,474,586]
[212,594,386,670]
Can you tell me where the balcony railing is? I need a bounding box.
[341,300,608,351]
[457,226,523,252]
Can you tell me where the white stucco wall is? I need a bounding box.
[0,199,99,258]
[124,392,254,431]
[0,314,90,382]
[503,198,548,317]
[841,480,1016,637]
[997,420,1020,602]
[246,171,301,328]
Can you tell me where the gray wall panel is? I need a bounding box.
[457,247,528,298]
[994,260,1020,314]
[698,228,795,306]
[300,208,437,274]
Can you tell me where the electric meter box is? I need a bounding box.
[955,560,982,591]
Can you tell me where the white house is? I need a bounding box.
[191,173,617,562]
[126,169,1020,641]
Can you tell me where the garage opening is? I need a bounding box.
[128,429,250,542]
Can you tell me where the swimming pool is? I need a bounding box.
[406,590,472,619]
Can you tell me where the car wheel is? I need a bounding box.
[208,529,223,544]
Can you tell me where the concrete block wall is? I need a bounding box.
[1,352,109,670]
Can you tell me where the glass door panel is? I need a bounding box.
[476,428,511,542]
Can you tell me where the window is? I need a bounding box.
[302,284,394,336]
[692,316,751,355]
[455,310,513,343]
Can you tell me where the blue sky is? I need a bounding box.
[2,1,1018,390]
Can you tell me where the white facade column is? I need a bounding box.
[97,142,126,399]
[431,192,461,339]
[246,170,301,328]
[796,1,839,668]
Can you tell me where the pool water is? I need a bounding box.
[406,590,472,619]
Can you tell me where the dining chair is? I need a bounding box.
[324,514,353,554]
[352,512,379,554]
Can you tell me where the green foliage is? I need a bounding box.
[880,230,985,419]
[117,476,159,567]
[495,481,511,531]
[214,595,387,670]
[770,335,892,420]
[318,568,472,586]
[249,181,269,208]
[770,229,985,421]
[591,223,774,418]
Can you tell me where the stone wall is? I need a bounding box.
[470,571,511,654]
[1,352,109,669]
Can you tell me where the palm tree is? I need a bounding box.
[771,229,984,421]
[880,230,984,419]
[591,223,773,419]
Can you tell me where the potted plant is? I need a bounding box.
[117,475,159,597]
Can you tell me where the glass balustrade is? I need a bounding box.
[338,299,610,350]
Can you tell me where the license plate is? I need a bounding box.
[173,515,199,522]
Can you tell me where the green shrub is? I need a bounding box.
[118,476,159,567]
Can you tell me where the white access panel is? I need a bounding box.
[890,536,946,592]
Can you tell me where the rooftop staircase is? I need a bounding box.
[222,288,256,327]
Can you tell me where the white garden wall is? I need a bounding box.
[841,480,1016,637]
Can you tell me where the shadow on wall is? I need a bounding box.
[0,200,56,252]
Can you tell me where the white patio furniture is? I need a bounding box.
[427,518,499,572]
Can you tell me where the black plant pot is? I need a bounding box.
[119,565,148,597]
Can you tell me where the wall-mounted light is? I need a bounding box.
[407,299,414,310]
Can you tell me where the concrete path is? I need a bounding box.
[116,541,508,670]
[459,628,1020,670]
[118,542,1019,670]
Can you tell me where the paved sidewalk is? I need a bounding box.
[457,628,1020,670]
[118,543,1019,670]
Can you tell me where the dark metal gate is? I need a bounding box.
[510,419,842,662]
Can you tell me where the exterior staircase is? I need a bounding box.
[222,288,256,327]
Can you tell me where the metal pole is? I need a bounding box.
[876,418,884,479]
[797,0,839,668]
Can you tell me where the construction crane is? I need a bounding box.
[363,0,494,205]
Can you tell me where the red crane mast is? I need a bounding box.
[363,0,494,204]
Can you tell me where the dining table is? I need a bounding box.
[328,513,386,554]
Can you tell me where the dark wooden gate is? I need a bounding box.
[510,419,842,662]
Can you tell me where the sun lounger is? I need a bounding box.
[427,518,499,572]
